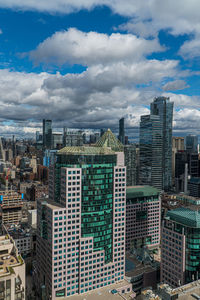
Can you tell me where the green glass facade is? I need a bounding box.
[54,153,117,264]
[167,208,200,283]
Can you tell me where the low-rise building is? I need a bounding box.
[158,280,200,300]
[125,249,160,295]
[4,226,36,258]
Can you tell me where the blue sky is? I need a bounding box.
[0,0,200,138]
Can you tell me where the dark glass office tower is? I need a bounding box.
[124,145,136,186]
[186,134,198,153]
[139,115,163,190]
[151,97,174,191]
[118,117,125,145]
[43,119,52,149]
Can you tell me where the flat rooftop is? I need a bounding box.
[126,186,159,199]
[159,280,200,299]
[58,280,135,300]
[38,198,64,210]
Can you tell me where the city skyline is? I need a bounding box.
[0,2,199,137]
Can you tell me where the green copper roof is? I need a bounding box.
[126,185,159,199]
[58,146,115,155]
[95,129,124,152]
[167,207,200,228]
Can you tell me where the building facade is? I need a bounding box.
[124,145,136,186]
[63,128,83,147]
[43,119,52,149]
[172,137,184,151]
[161,207,200,287]
[0,235,25,300]
[0,191,23,226]
[36,137,126,299]
[52,133,63,149]
[188,177,200,198]
[172,137,185,185]
[151,96,174,191]
[126,186,160,251]
[139,115,163,190]
[118,118,125,145]
[186,134,198,153]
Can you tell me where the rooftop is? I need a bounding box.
[166,207,200,228]
[0,235,24,277]
[95,129,124,152]
[38,198,64,210]
[58,146,115,155]
[58,280,135,300]
[158,280,200,299]
[125,251,159,278]
[126,186,159,199]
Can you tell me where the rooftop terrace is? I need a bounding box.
[0,235,24,277]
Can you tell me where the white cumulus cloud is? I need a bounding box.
[29,28,164,66]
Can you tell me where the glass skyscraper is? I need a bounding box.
[139,115,163,190]
[43,119,52,149]
[150,96,174,191]
[118,117,125,145]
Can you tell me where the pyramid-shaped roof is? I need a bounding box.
[95,129,124,152]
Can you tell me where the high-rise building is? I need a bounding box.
[0,235,25,300]
[12,135,16,158]
[43,149,58,167]
[43,119,52,149]
[118,117,125,145]
[172,137,185,185]
[139,115,163,190]
[172,137,184,150]
[188,177,200,198]
[161,207,200,287]
[151,96,174,190]
[124,145,136,186]
[0,191,23,226]
[186,134,198,153]
[126,186,160,251]
[36,131,42,142]
[0,137,5,161]
[175,151,199,193]
[36,130,126,299]
[52,133,63,149]
[63,128,83,147]
[89,132,100,144]
[100,129,105,137]
[175,151,188,192]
